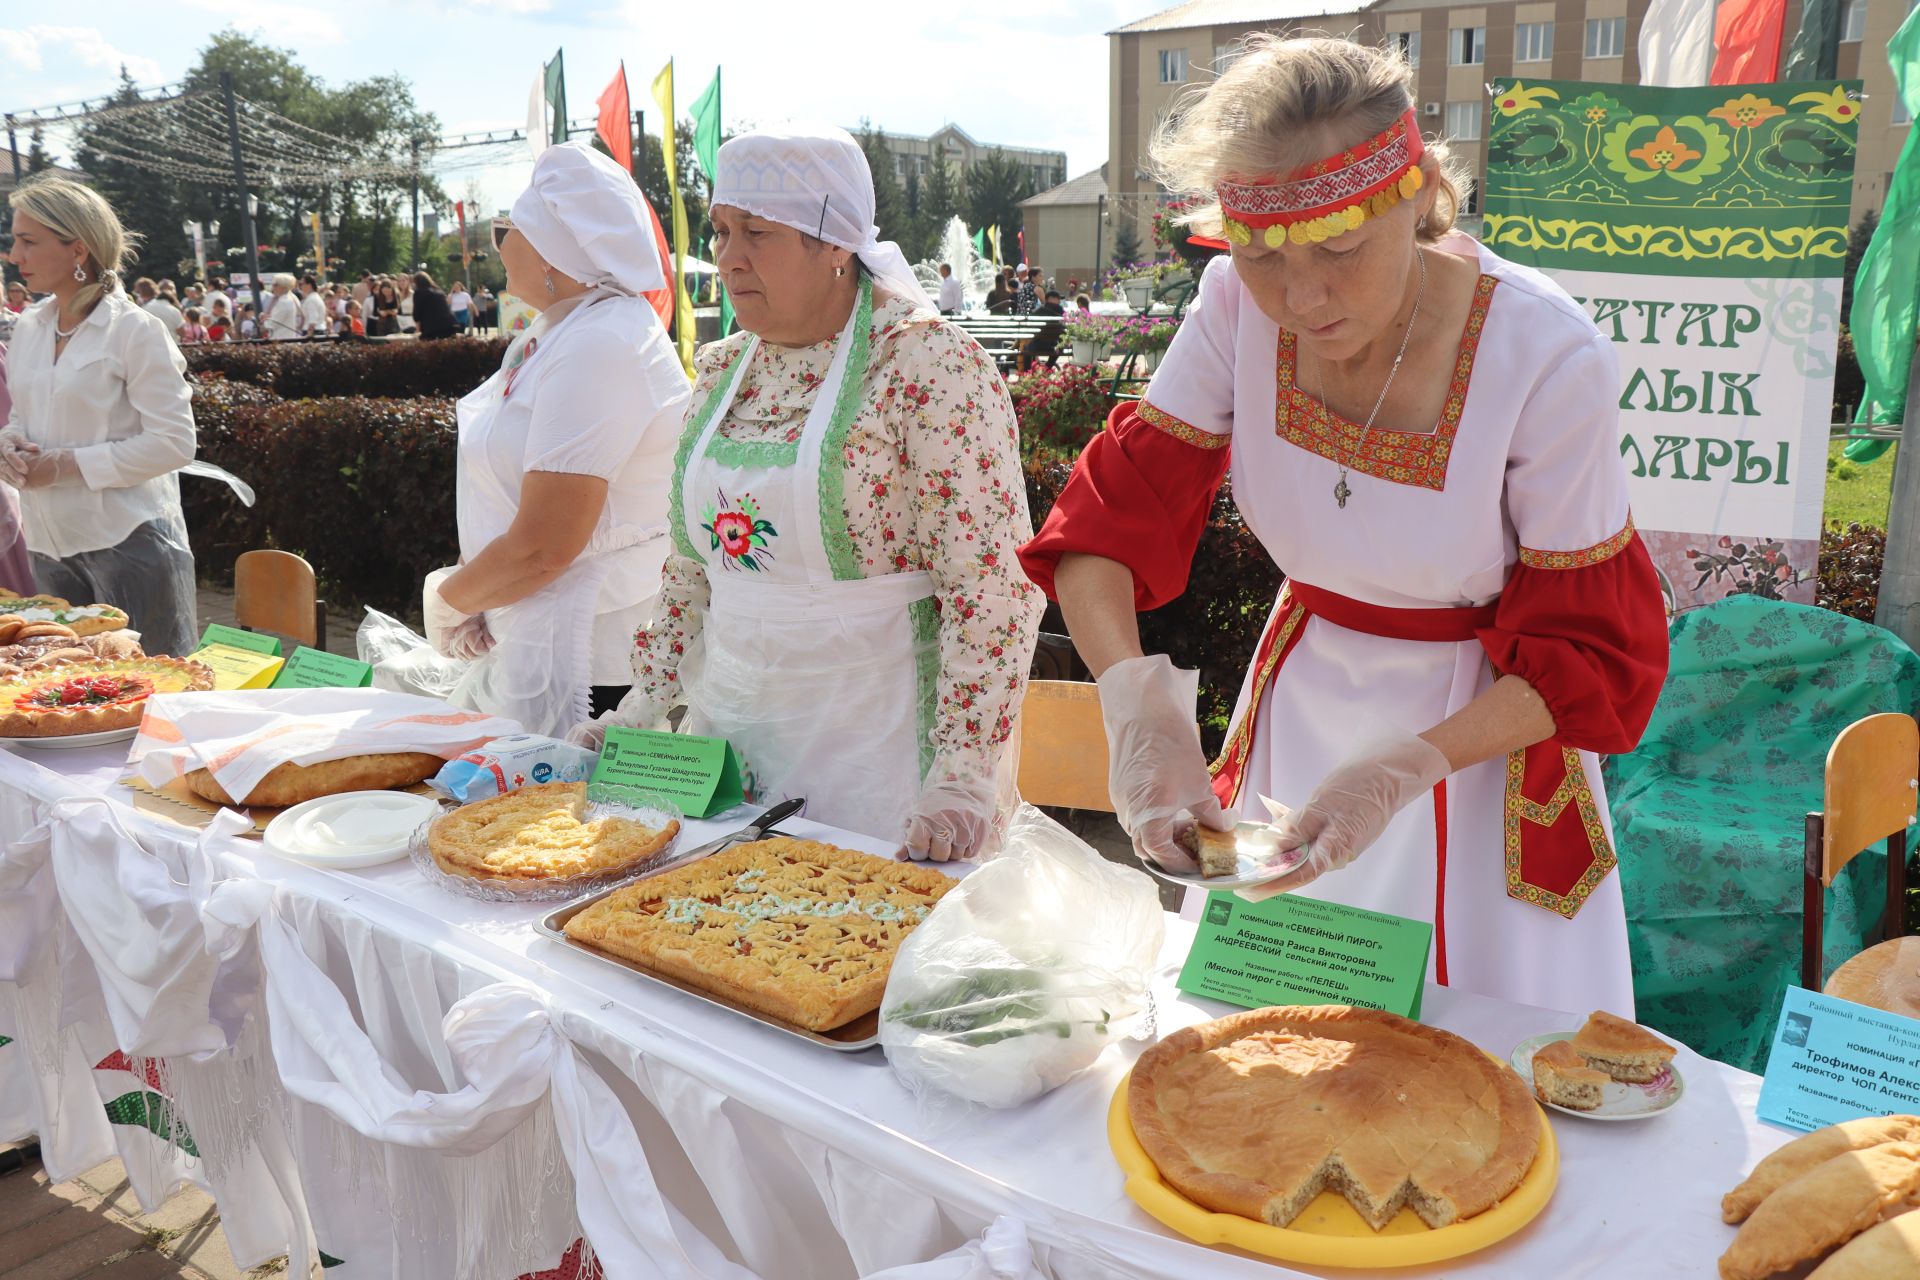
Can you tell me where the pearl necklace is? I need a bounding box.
[1308,248,1429,510]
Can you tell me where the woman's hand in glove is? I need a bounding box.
[422,567,475,659]
[1238,730,1451,903]
[0,430,44,488]
[903,775,998,862]
[445,614,494,662]
[565,687,660,752]
[16,448,78,490]
[1096,654,1233,872]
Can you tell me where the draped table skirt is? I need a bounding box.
[0,742,1792,1279]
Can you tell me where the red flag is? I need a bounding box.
[642,195,674,330]
[595,63,632,173]
[1710,0,1789,84]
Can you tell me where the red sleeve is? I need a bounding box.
[1017,399,1231,611]
[1474,526,1669,755]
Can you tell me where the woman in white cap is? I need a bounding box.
[423,140,691,736]
[572,124,1044,861]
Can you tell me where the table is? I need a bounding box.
[0,740,1795,1279]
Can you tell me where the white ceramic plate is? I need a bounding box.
[263,790,443,869]
[1140,821,1312,892]
[1510,1030,1686,1121]
[0,725,138,750]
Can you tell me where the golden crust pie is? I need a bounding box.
[1719,1142,1920,1280]
[1128,1005,1541,1231]
[0,657,213,737]
[0,596,131,637]
[1723,1116,1920,1224]
[563,836,953,1032]
[1531,1040,1606,1111]
[1568,1009,1676,1083]
[185,752,445,807]
[428,781,679,887]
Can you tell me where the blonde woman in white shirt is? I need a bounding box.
[2,177,200,655]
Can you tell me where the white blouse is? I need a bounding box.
[4,291,196,559]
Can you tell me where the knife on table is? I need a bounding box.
[628,796,806,880]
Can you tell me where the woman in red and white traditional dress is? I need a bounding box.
[1019,36,1668,1015]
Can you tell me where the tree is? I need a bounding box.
[1842,209,1878,321]
[1111,216,1144,269]
[25,126,51,175]
[965,149,1034,264]
[73,68,192,280]
[856,123,910,250]
[635,123,708,256]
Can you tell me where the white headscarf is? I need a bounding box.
[510,141,667,296]
[710,123,937,313]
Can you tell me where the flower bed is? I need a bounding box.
[1010,365,1113,463]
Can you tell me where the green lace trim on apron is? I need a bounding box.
[670,343,749,559]
[817,279,876,582]
[702,435,802,470]
[910,595,940,781]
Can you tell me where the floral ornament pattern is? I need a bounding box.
[1601,114,1731,185]
[1789,86,1861,124]
[1562,91,1625,127]
[703,489,778,572]
[1708,93,1785,129]
[1494,81,1561,116]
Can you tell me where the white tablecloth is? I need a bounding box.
[0,740,1792,1279]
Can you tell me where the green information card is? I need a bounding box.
[591,727,745,818]
[271,647,374,689]
[1177,892,1433,1020]
[198,623,281,657]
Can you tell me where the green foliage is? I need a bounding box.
[182,335,507,399]
[25,126,50,175]
[856,122,912,251]
[1842,209,1877,320]
[966,149,1035,262]
[1819,521,1884,622]
[635,123,708,251]
[1110,217,1144,268]
[1824,436,1894,528]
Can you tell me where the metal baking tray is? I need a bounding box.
[534,829,882,1053]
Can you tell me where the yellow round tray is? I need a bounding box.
[1107,1067,1558,1268]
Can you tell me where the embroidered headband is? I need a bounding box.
[1215,109,1426,249]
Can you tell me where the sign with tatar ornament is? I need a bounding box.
[1483,79,1860,614]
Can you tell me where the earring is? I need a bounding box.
[543,271,557,297]
[72,263,87,283]
[834,264,847,278]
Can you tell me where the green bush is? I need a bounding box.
[1025,457,1283,754]
[184,389,459,614]
[184,337,507,401]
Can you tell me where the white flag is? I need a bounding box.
[526,71,550,161]
[1640,0,1718,86]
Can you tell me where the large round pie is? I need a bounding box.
[427,781,680,888]
[185,752,446,807]
[0,657,214,737]
[1128,1005,1541,1232]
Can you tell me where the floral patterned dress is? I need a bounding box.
[626,289,1043,826]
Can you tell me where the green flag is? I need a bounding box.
[972,228,987,258]
[1846,8,1920,463]
[689,67,731,337]
[1784,0,1842,80]
[543,51,567,145]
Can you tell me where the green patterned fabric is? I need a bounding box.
[1604,597,1920,1072]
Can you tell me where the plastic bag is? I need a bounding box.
[880,804,1164,1111]
[357,606,467,701]
[861,1217,1050,1280]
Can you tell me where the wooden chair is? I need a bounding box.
[1015,680,1115,813]
[233,549,327,651]
[1802,712,1919,990]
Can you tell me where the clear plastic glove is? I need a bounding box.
[903,775,998,862]
[16,448,79,490]
[1238,730,1452,903]
[421,567,473,660]
[445,613,493,662]
[1096,654,1232,872]
[565,718,610,751]
[565,686,659,751]
[0,429,43,488]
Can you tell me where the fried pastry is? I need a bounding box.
[564,837,952,1031]
[1129,1005,1540,1231]
[185,752,445,807]
[1719,1142,1920,1280]
[1806,1208,1920,1278]
[1724,1116,1920,1224]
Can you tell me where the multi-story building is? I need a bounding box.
[1093,0,1909,274]
[863,124,1067,195]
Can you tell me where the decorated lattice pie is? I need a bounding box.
[0,656,213,737]
[564,836,954,1031]
[426,781,680,887]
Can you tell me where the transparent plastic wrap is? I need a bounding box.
[356,606,467,701]
[879,804,1164,1110]
[407,787,684,903]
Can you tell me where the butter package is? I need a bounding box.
[430,734,597,803]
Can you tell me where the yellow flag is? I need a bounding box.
[652,59,697,376]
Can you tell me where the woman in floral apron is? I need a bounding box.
[574,125,1043,861]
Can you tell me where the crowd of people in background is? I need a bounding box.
[0,263,498,347]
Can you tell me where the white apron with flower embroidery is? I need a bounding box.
[674,279,939,843]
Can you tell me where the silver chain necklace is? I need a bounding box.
[1310,248,1428,509]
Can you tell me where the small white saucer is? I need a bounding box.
[1140,821,1312,892]
[263,790,441,869]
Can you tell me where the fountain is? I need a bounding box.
[912,216,998,314]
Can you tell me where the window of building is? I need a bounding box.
[1389,30,1421,69]
[1515,22,1554,63]
[1842,0,1867,42]
[1445,100,1483,141]
[1461,180,1481,216]
[1449,26,1485,65]
[1585,16,1626,59]
[1159,49,1186,83]
[1215,42,1246,71]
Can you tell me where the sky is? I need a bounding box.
[1,1,1137,217]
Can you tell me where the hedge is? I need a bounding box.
[184,336,508,401]
[183,388,459,613]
